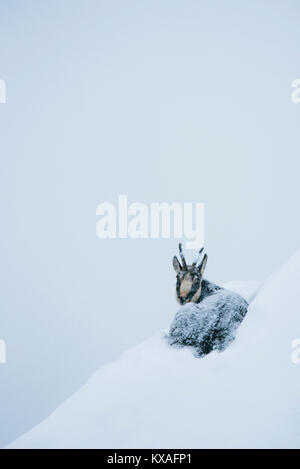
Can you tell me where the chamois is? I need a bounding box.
[167,244,248,357]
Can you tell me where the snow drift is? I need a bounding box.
[6,252,300,449]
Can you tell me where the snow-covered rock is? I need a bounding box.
[168,287,248,356]
[5,254,300,449]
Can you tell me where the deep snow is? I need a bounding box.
[6,252,300,449]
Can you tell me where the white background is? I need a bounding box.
[0,0,300,447]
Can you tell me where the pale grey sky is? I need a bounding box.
[0,0,300,447]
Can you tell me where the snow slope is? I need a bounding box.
[6,254,300,449]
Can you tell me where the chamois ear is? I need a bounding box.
[173,256,182,273]
[197,253,208,276]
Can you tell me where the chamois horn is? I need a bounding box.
[178,243,188,271]
[192,247,204,267]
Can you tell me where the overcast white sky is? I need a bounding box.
[0,0,300,447]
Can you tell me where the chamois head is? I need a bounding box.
[173,243,208,305]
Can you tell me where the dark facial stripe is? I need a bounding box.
[185,276,201,302]
[176,276,181,302]
[176,274,202,304]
